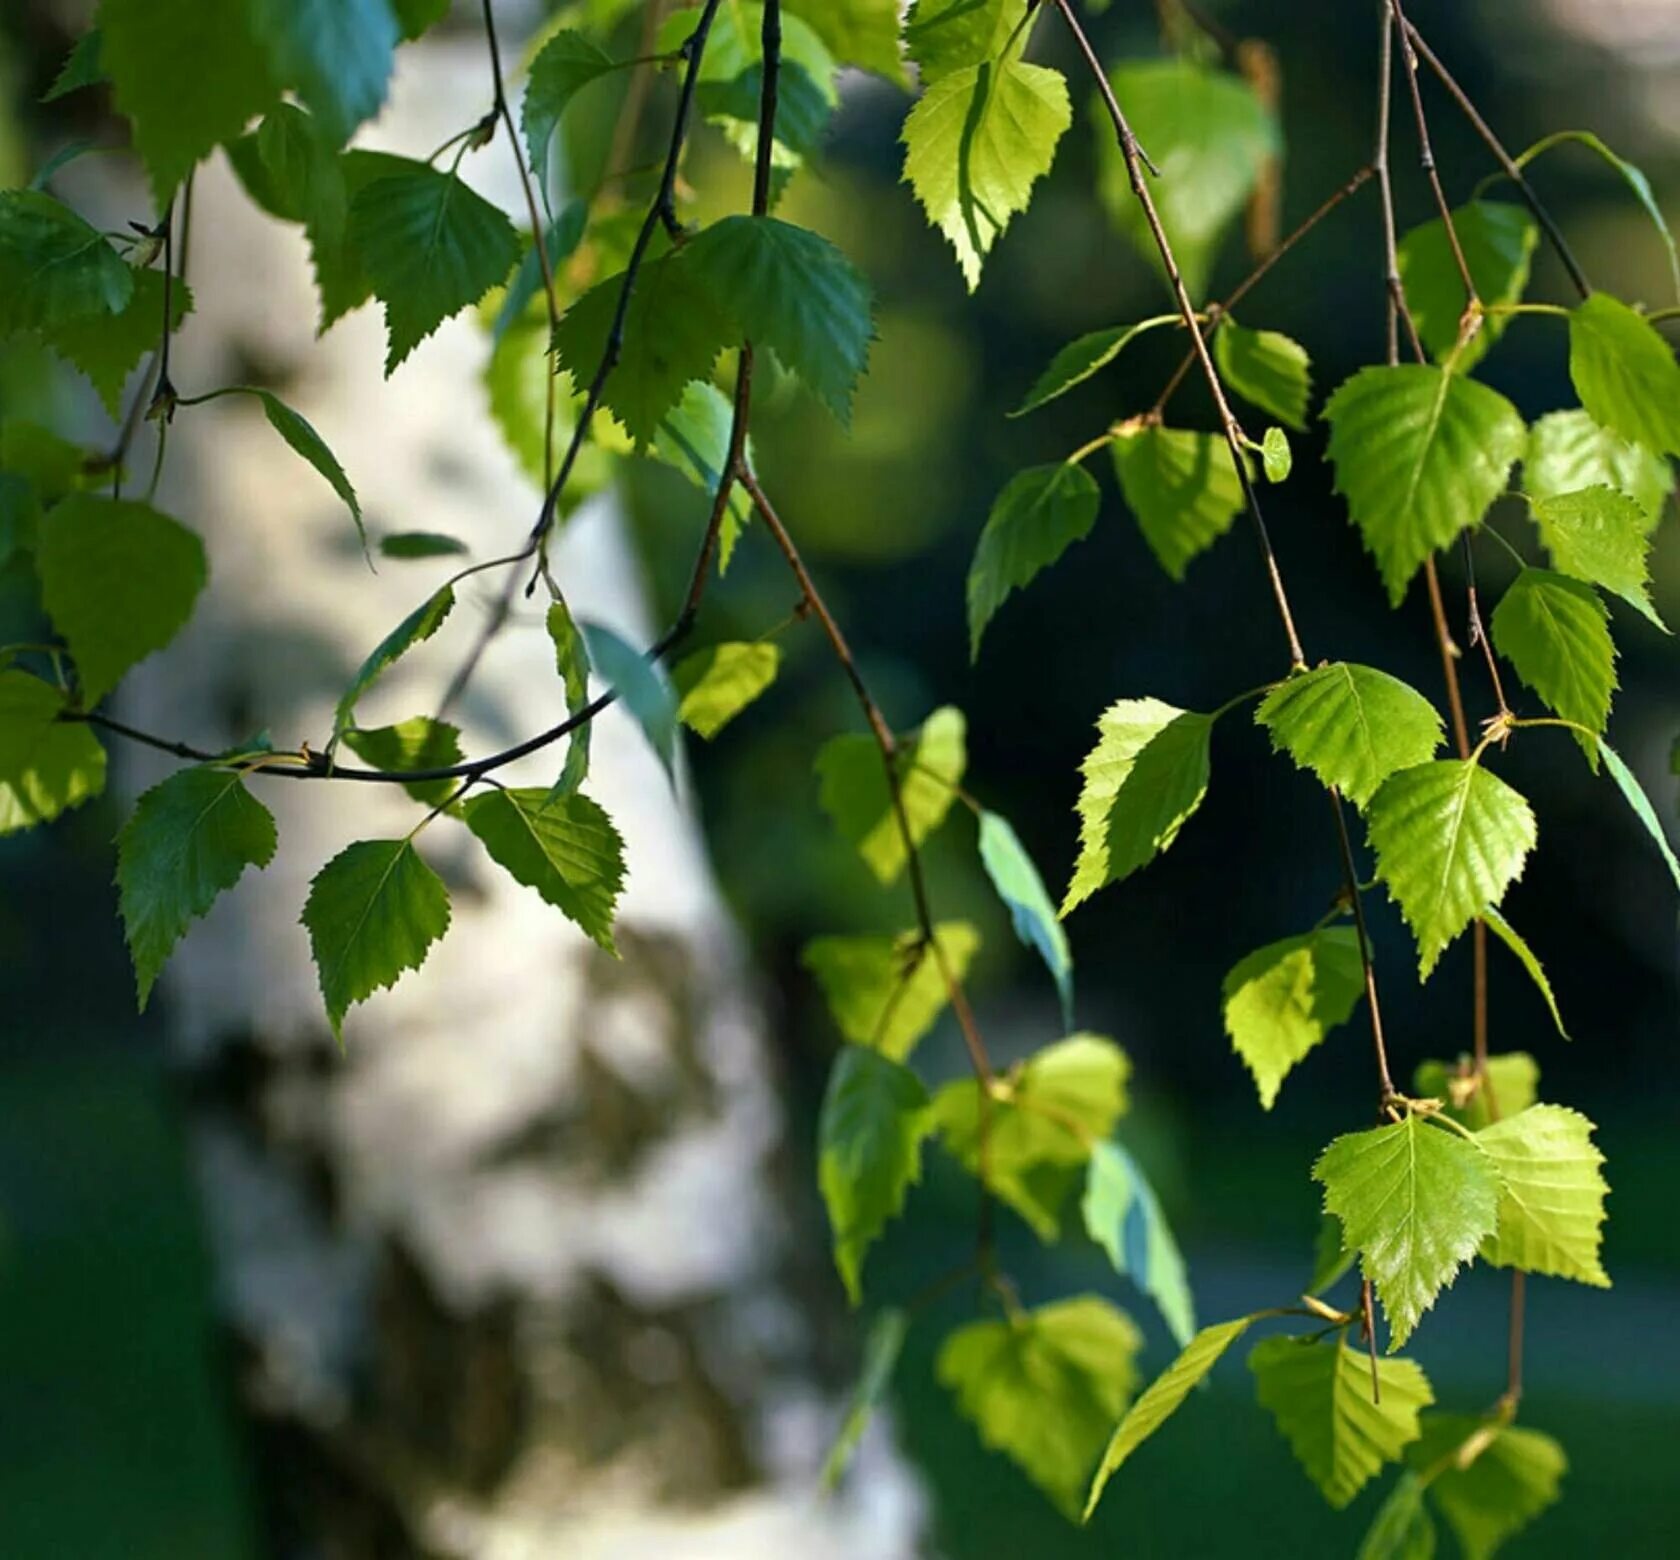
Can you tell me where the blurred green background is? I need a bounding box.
[3,1,1678,1555]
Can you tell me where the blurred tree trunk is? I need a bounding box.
[111,30,918,1560]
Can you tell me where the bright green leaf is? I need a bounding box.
[250,389,364,548]
[0,671,107,833]
[1111,422,1246,580]
[1259,426,1292,483]
[1413,1052,1540,1133]
[904,0,1027,84]
[545,599,592,798]
[1408,1415,1566,1560]
[1215,321,1312,431]
[1397,201,1537,370]
[1529,485,1664,628]
[1567,292,1680,458]
[673,641,780,739]
[1598,739,1680,891]
[1481,909,1568,1041]
[803,922,981,1062]
[1082,1140,1195,1346]
[342,716,464,805]
[1523,410,1671,530]
[248,0,396,147]
[333,586,454,738]
[1010,316,1178,417]
[1490,569,1617,762]
[1476,1105,1609,1287]
[647,379,755,557]
[788,0,905,83]
[978,809,1073,1029]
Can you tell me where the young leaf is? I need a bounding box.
[1475,1105,1609,1287]
[978,810,1074,1029]
[818,1045,933,1305]
[521,31,624,198]
[1010,316,1178,417]
[788,0,905,85]
[1222,926,1364,1109]
[681,216,873,421]
[0,190,133,332]
[1598,739,1680,891]
[461,788,624,953]
[250,389,364,548]
[1489,569,1617,761]
[815,706,966,885]
[1397,201,1537,369]
[821,1307,909,1490]
[1084,1317,1254,1520]
[1111,423,1246,580]
[247,0,396,147]
[100,0,278,202]
[1413,1052,1540,1133]
[1214,321,1312,431]
[349,162,520,372]
[1523,410,1671,529]
[967,460,1100,658]
[1367,761,1537,977]
[1256,662,1444,808]
[1063,699,1212,914]
[934,1034,1130,1239]
[0,670,107,833]
[1259,426,1292,483]
[333,586,455,737]
[1407,1415,1567,1560]
[301,838,452,1041]
[1529,485,1664,628]
[38,268,192,416]
[1081,1140,1195,1347]
[1249,1337,1433,1508]
[341,716,464,805]
[902,55,1071,291]
[581,621,678,778]
[904,0,1028,84]
[1314,1114,1502,1350]
[551,253,730,445]
[116,768,278,1010]
[1325,365,1526,605]
[545,599,592,798]
[1094,60,1278,302]
[939,1296,1143,1521]
[1567,292,1680,458]
[1356,1473,1437,1560]
[37,495,207,704]
[1481,908,1568,1040]
[378,531,468,560]
[673,641,781,739]
[802,922,982,1061]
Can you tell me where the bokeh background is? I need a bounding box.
[2,1,1678,1554]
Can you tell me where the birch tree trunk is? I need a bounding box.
[109,30,921,1559]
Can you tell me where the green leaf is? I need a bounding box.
[939,1296,1143,1520]
[333,586,454,738]
[1397,201,1537,370]
[1567,292,1680,458]
[462,788,624,953]
[1259,426,1292,483]
[392,0,449,40]
[342,716,464,805]
[1413,1052,1540,1133]
[43,30,105,102]
[1111,423,1246,580]
[1490,569,1616,762]
[1475,1105,1609,1287]
[37,494,206,704]
[818,1045,932,1304]
[647,380,755,557]
[552,253,729,446]
[1598,738,1680,891]
[978,810,1073,1029]
[1095,60,1279,301]
[247,102,349,245]
[1257,662,1444,808]
[483,309,613,499]
[1222,927,1364,1110]
[0,671,107,833]
[1367,761,1537,977]
[1249,1337,1433,1508]
[672,641,779,739]
[821,1307,909,1489]
[248,0,396,147]
[378,531,467,560]
[1481,909,1568,1041]
[1407,1415,1566,1560]
[1083,1317,1253,1520]
[545,599,592,798]
[0,474,38,569]
[301,838,451,1041]
[1062,699,1211,914]
[494,204,585,342]
[1313,1114,1502,1350]
[1081,1140,1195,1346]
[904,0,1027,84]
[934,1034,1130,1240]
[1010,316,1179,417]
[1325,365,1527,605]
[0,190,133,332]
[305,148,415,330]
[680,216,873,421]
[902,55,1071,291]
[521,31,624,198]
[38,267,192,417]
[1523,410,1671,530]
[349,161,520,372]
[1529,485,1664,628]
[581,621,678,778]
[788,0,905,83]
[115,768,277,1010]
[1357,1474,1438,1560]
[1215,321,1312,431]
[815,705,966,885]
[803,922,982,1062]
[967,460,1100,658]
[100,0,277,203]
[248,389,364,549]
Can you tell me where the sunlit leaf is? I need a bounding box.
[803,922,981,1062]
[1222,927,1364,1109]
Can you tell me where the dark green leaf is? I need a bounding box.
[1567,292,1680,458]
[334,587,454,738]
[1407,1415,1566,1560]
[821,1308,909,1489]
[378,531,467,560]
[38,268,192,416]
[1397,201,1537,369]
[249,389,364,548]
[904,0,1027,84]
[342,716,464,804]
[1010,315,1178,417]
[521,31,624,198]
[43,30,105,102]
[248,0,397,146]
[581,621,677,777]
[0,190,133,332]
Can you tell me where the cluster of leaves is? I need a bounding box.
[3,2,1679,1552]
